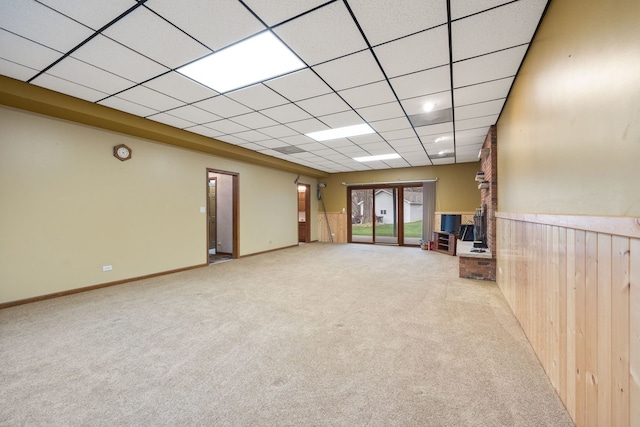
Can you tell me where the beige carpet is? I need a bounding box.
[0,243,573,426]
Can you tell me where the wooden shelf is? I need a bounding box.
[432,231,456,256]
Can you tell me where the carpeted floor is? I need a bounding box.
[0,243,573,426]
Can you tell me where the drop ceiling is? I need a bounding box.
[0,0,548,173]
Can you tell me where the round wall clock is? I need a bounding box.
[113,144,132,161]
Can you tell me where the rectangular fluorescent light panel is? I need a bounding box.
[305,124,375,142]
[177,31,304,93]
[353,153,401,162]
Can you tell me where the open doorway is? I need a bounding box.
[297,184,311,243]
[207,169,238,264]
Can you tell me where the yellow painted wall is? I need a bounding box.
[497,0,640,216]
[0,106,317,304]
[320,162,481,213]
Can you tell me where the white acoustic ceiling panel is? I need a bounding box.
[143,72,218,104]
[264,68,332,102]
[374,25,449,78]
[193,95,253,117]
[452,0,547,61]
[46,57,134,95]
[390,65,451,100]
[147,0,265,51]
[339,81,396,109]
[116,85,184,112]
[349,0,447,46]
[454,77,514,107]
[453,44,528,88]
[297,93,351,117]
[0,30,62,72]
[71,35,169,83]
[241,0,328,27]
[166,105,222,124]
[312,50,385,91]
[273,1,368,66]
[0,1,93,52]
[32,74,108,103]
[226,84,289,111]
[103,7,211,69]
[38,0,136,31]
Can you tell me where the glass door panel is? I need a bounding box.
[350,188,373,243]
[374,188,398,244]
[402,186,423,245]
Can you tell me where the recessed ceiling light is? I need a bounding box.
[422,102,436,112]
[177,31,304,93]
[353,153,401,162]
[305,124,375,142]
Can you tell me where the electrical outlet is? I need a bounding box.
[102,265,112,272]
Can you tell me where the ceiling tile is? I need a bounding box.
[232,130,270,142]
[455,99,504,120]
[285,118,329,134]
[319,110,364,128]
[370,117,412,133]
[273,1,368,66]
[312,50,385,91]
[260,125,298,138]
[260,103,312,123]
[378,128,415,141]
[431,158,455,165]
[72,35,169,83]
[420,133,454,147]
[226,84,289,110]
[349,134,385,145]
[453,44,528,88]
[374,26,449,78]
[143,72,218,104]
[388,137,423,147]
[297,93,350,117]
[166,105,221,124]
[98,95,159,116]
[47,57,134,94]
[147,112,194,128]
[400,91,452,115]
[103,7,211,69]
[0,59,38,81]
[185,125,224,138]
[280,134,316,146]
[32,74,108,102]
[455,114,499,131]
[455,127,491,141]
[117,86,184,111]
[452,0,547,61]
[265,68,331,102]
[217,135,248,145]
[38,0,135,31]
[203,120,250,134]
[147,0,265,51]
[349,0,447,45]
[242,0,328,26]
[0,1,93,52]
[338,81,396,109]
[390,65,451,100]
[456,136,485,147]
[193,95,253,118]
[356,102,405,122]
[0,29,62,71]
[415,121,453,137]
[450,0,513,20]
[256,139,291,149]
[453,77,514,106]
[230,112,279,129]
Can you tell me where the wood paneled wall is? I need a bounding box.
[318,212,347,243]
[496,213,640,427]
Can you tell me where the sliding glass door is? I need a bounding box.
[348,183,427,246]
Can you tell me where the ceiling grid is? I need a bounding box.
[0,0,549,172]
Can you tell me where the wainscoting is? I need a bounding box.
[496,213,639,427]
[318,212,347,243]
